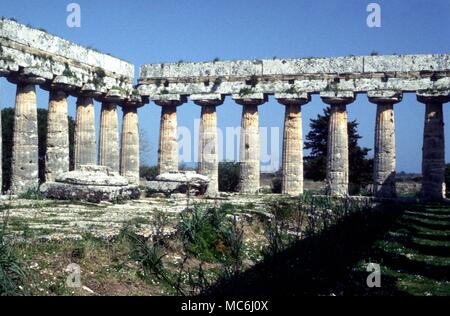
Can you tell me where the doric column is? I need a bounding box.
[417,91,450,201]
[74,96,97,169]
[45,90,70,182]
[11,82,39,193]
[233,94,268,194]
[368,91,402,198]
[193,94,225,196]
[120,102,141,184]
[276,93,311,196]
[0,108,2,192]
[321,91,355,196]
[155,97,187,174]
[98,102,120,171]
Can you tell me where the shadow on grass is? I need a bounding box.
[201,202,406,297]
[388,236,450,257]
[375,250,450,282]
[404,212,450,221]
[399,218,450,231]
[394,224,450,242]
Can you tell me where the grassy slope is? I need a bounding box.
[354,204,450,296]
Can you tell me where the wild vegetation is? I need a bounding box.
[2,192,447,296]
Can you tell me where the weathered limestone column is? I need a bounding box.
[234,94,268,194]
[45,90,69,182]
[98,102,120,171]
[276,93,311,195]
[11,83,39,193]
[321,92,355,196]
[155,97,187,174]
[0,108,2,192]
[74,96,97,169]
[417,91,450,201]
[368,91,402,198]
[120,102,141,184]
[193,94,225,196]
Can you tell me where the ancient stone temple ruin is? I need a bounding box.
[0,18,142,198]
[138,56,450,200]
[1,18,449,201]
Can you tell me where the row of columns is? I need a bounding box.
[156,91,448,201]
[4,77,448,201]
[5,77,141,194]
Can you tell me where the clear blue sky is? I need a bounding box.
[1,0,449,172]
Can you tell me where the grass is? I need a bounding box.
[1,196,449,296]
[348,203,450,296]
[18,187,45,200]
[0,213,28,295]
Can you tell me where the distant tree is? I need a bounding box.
[218,162,240,192]
[2,108,75,192]
[271,170,282,194]
[37,109,48,184]
[304,107,373,194]
[68,116,75,171]
[2,108,14,192]
[445,163,450,197]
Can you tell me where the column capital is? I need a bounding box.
[76,95,94,104]
[40,82,77,94]
[120,100,145,110]
[0,69,10,77]
[275,92,311,106]
[7,72,46,85]
[320,91,355,105]
[97,89,126,104]
[192,94,225,107]
[40,76,79,93]
[48,89,68,99]
[232,93,268,106]
[76,84,104,99]
[153,94,187,107]
[368,90,403,104]
[417,90,450,104]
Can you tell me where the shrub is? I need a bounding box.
[178,205,243,264]
[271,171,282,194]
[18,186,45,200]
[0,221,27,295]
[140,166,159,181]
[120,228,168,283]
[218,162,240,192]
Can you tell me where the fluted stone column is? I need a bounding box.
[11,83,39,194]
[0,109,2,193]
[45,90,69,182]
[193,95,224,196]
[321,92,355,196]
[234,94,268,194]
[417,92,450,201]
[74,96,97,169]
[276,93,311,195]
[156,98,186,174]
[120,103,140,184]
[98,102,119,171]
[369,91,402,198]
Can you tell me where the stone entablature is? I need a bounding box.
[0,18,138,102]
[138,54,450,97]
